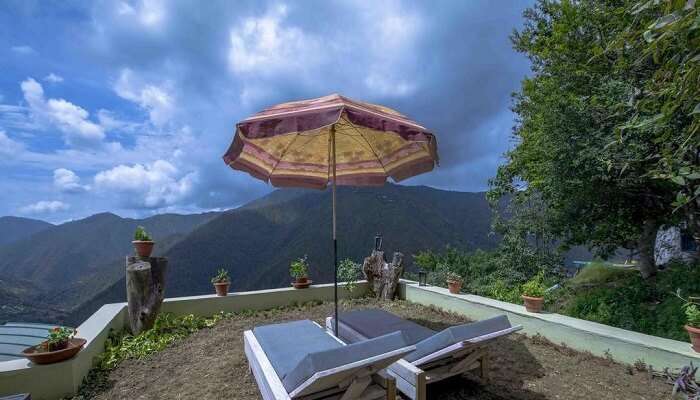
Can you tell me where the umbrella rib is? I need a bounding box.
[266,128,321,180]
[342,118,390,175]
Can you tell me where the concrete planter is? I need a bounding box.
[686,325,700,353]
[213,282,230,296]
[521,295,544,313]
[447,280,462,294]
[132,241,154,258]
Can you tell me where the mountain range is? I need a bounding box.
[0,184,498,326]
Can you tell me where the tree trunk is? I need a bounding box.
[362,250,403,300]
[126,256,167,335]
[638,220,658,279]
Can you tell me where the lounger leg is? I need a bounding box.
[479,354,489,382]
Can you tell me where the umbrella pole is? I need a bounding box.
[331,125,339,337]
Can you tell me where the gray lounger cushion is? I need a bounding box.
[282,330,409,392]
[253,320,342,387]
[405,315,512,362]
[338,309,435,345]
[253,319,410,393]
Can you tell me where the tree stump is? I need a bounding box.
[126,256,167,335]
[362,250,403,300]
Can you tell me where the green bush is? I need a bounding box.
[211,268,230,284]
[337,258,361,292]
[684,304,700,328]
[133,226,152,241]
[555,262,700,342]
[289,255,309,279]
[521,271,546,297]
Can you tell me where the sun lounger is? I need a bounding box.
[244,319,415,399]
[326,310,522,400]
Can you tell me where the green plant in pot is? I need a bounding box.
[678,291,700,353]
[521,271,546,313]
[22,326,86,365]
[290,255,311,289]
[132,226,154,258]
[446,271,463,294]
[211,268,230,297]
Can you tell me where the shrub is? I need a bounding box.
[133,226,152,241]
[685,304,700,329]
[338,259,361,292]
[289,255,309,279]
[522,271,546,297]
[46,326,76,351]
[211,268,230,284]
[446,271,462,283]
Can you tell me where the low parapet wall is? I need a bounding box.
[0,282,367,400]
[400,281,700,374]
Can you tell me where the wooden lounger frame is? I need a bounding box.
[325,317,522,400]
[244,321,412,400]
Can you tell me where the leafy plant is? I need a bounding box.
[338,258,361,292]
[133,226,152,241]
[211,268,230,284]
[289,255,309,279]
[686,304,700,329]
[522,271,546,297]
[668,363,698,400]
[446,271,462,283]
[46,326,76,351]
[676,290,700,329]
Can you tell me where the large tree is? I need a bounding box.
[490,0,694,278]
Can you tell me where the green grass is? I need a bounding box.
[569,261,636,286]
[66,312,230,400]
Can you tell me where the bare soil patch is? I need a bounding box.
[87,298,669,400]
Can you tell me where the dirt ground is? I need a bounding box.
[88,298,670,400]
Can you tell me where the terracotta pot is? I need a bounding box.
[132,240,154,258]
[213,282,230,296]
[292,277,312,289]
[447,280,462,294]
[686,325,700,352]
[522,295,544,313]
[23,338,87,365]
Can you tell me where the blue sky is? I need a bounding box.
[0,0,531,223]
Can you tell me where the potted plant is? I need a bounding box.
[22,327,86,364]
[521,271,546,313]
[211,268,230,296]
[683,299,700,353]
[446,271,463,294]
[132,226,154,258]
[290,255,311,289]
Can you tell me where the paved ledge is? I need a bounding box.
[0,282,367,400]
[402,281,700,373]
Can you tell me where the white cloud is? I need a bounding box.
[113,69,175,127]
[53,168,89,193]
[44,73,64,83]
[20,78,106,144]
[94,160,197,208]
[20,200,69,214]
[0,130,25,157]
[228,4,320,75]
[11,45,36,55]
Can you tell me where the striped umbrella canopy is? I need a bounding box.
[223,93,439,334]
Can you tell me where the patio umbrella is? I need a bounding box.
[223,93,438,335]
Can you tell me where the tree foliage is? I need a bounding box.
[490,0,699,278]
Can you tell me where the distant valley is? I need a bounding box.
[0,184,498,326]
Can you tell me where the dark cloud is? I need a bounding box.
[0,0,532,220]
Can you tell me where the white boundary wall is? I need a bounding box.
[0,282,366,399]
[400,280,700,373]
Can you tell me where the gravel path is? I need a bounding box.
[89,299,670,400]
